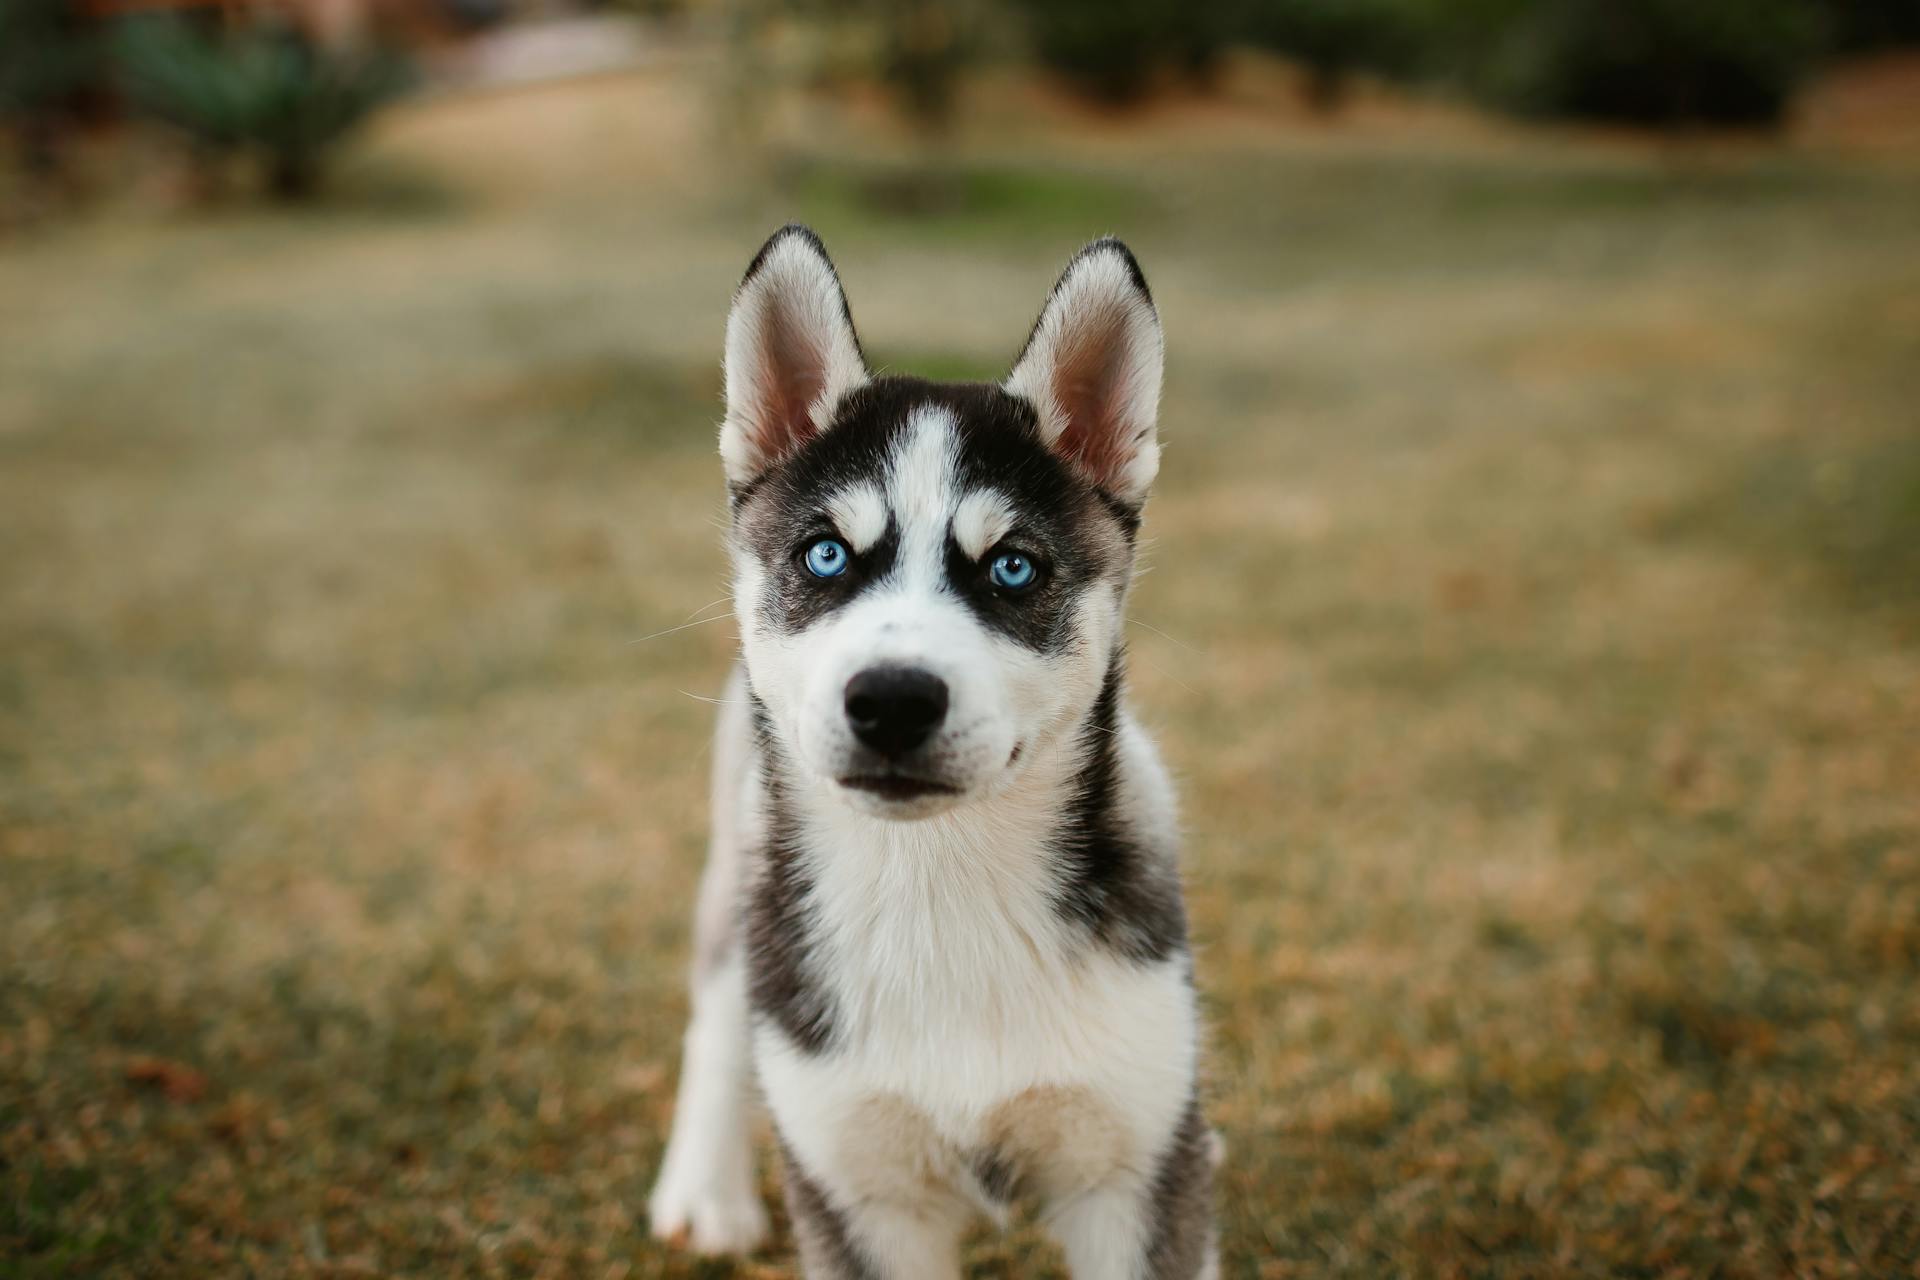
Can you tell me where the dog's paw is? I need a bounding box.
[647,1169,770,1255]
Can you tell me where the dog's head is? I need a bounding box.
[721,226,1163,819]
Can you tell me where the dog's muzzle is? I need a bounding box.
[843,665,947,758]
[834,665,964,805]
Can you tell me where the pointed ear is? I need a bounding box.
[721,225,868,489]
[1005,238,1163,506]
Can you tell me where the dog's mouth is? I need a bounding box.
[837,774,962,802]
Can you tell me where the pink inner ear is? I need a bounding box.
[754,305,827,461]
[1051,320,1132,491]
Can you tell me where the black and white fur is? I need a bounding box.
[648,226,1215,1278]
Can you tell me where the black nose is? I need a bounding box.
[844,666,948,758]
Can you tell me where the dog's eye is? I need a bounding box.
[989,551,1037,591]
[803,537,850,578]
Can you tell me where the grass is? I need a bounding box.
[4,65,1920,1279]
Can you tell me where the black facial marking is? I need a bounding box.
[744,695,841,1055]
[946,400,1131,653]
[779,1136,879,1280]
[1048,657,1189,964]
[941,536,1067,653]
[1143,1092,1216,1279]
[772,517,901,635]
[1094,487,1145,538]
[733,389,899,634]
[732,374,1136,649]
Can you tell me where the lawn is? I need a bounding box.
[3,65,1918,1279]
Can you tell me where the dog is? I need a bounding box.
[647,225,1215,1278]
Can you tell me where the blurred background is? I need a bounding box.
[3,0,1918,1275]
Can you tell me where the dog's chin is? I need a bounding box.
[835,773,967,820]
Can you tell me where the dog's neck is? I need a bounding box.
[743,652,1187,1052]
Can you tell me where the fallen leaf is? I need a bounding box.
[125,1056,209,1103]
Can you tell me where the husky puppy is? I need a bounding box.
[648,226,1214,1278]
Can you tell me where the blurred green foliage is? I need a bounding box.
[1238,0,1425,109]
[0,0,98,176]
[1826,0,1920,50]
[5,0,1918,219]
[1438,0,1829,126]
[1001,0,1230,102]
[113,17,413,200]
[1001,0,1906,126]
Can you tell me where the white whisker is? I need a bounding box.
[626,614,735,647]
[680,689,748,707]
[1127,615,1202,655]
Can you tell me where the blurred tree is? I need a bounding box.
[1236,0,1424,112]
[1482,0,1827,126]
[722,0,993,137]
[1432,0,1829,126]
[1008,0,1426,111]
[1005,0,1232,103]
[0,0,98,179]
[875,0,974,132]
[114,16,413,201]
[723,0,1866,130]
[1823,0,1920,50]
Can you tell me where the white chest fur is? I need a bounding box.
[753,752,1198,1218]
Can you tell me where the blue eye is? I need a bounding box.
[804,538,849,578]
[989,551,1037,591]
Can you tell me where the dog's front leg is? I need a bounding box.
[648,674,770,1254]
[1048,1102,1218,1280]
[646,949,769,1252]
[781,1145,966,1280]
[1048,1182,1215,1280]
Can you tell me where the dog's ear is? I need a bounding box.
[722,225,868,489]
[1005,238,1163,507]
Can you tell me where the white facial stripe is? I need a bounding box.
[953,489,1015,561]
[885,407,959,592]
[826,482,888,553]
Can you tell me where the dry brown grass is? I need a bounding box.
[3,63,1919,1279]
